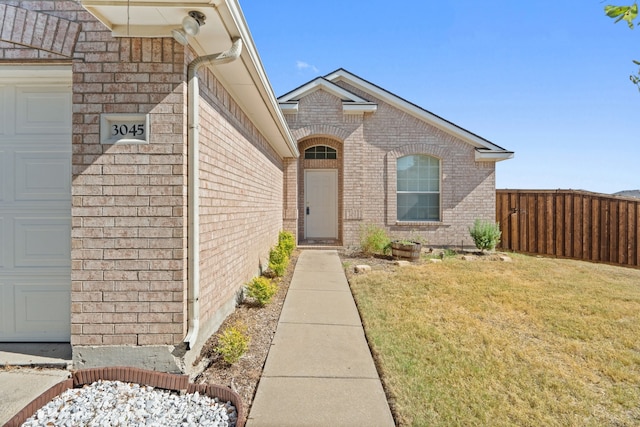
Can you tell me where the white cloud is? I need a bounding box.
[296,60,319,73]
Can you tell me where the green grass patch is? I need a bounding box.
[349,255,640,426]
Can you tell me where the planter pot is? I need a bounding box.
[391,241,422,261]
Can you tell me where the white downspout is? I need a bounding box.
[184,37,243,349]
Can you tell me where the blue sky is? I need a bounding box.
[239,1,639,194]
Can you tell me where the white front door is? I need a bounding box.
[304,170,338,239]
[0,67,72,342]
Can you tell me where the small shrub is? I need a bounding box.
[269,245,289,277]
[246,276,278,306]
[359,223,391,255]
[215,322,250,364]
[468,219,502,252]
[443,248,457,258]
[278,231,296,257]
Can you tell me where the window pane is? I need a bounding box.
[416,155,429,168]
[396,154,440,221]
[397,193,415,221]
[304,145,337,160]
[304,147,316,159]
[397,156,412,171]
[397,193,439,221]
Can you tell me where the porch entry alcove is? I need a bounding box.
[299,139,343,245]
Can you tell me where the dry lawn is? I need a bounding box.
[347,254,640,426]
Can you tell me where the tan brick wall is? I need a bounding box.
[196,66,284,326]
[0,1,82,60]
[284,82,496,248]
[0,2,81,59]
[282,157,298,238]
[70,12,187,346]
[2,2,287,355]
[1,2,188,347]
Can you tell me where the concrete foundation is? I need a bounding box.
[72,293,239,376]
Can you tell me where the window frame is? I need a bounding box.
[395,154,441,223]
[304,145,337,160]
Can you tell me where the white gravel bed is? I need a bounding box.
[21,379,237,427]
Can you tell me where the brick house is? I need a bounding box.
[0,1,512,372]
[279,70,513,248]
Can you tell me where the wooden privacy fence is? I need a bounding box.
[496,190,640,268]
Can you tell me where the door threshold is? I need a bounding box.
[298,239,342,249]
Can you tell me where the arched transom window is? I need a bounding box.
[397,155,440,221]
[304,145,337,160]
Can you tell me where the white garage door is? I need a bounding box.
[0,67,72,342]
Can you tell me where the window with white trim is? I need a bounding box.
[304,145,337,159]
[397,155,440,221]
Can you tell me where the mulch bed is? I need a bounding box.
[193,251,299,425]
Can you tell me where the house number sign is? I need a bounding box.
[112,123,145,138]
[100,114,149,144]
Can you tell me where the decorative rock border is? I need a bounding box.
[3,367,244,427]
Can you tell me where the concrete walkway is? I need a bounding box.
[0,367,71,425]
[0,343,72,424]
[246,250,395,427]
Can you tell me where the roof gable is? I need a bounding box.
[280,68,513,162]
[278,77,377,115]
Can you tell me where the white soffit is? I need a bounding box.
[324,69,513,161]
[81,1,226,43]
[81,0,298,158]
[475,149,514,162]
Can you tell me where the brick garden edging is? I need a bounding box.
[3,367,244,427]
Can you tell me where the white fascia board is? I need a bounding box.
[325,69,511,154]
[222,0,298,158]
[279,78,370,103]
[475,149,515,162]
[279,102,299,113]
[342,102,378,114]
